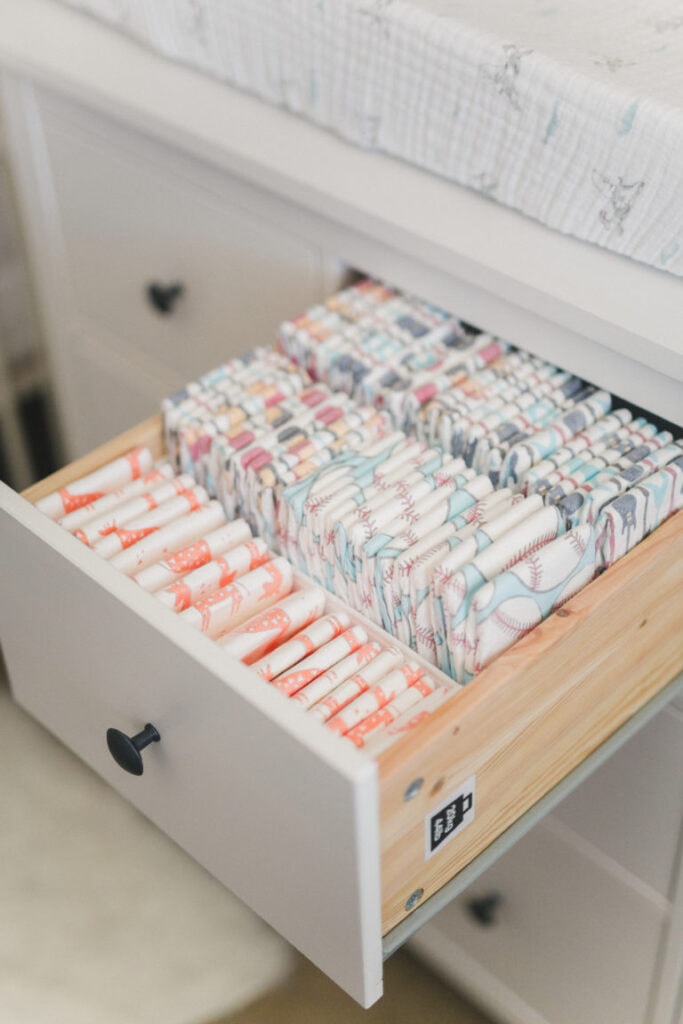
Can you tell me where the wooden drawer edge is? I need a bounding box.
[19,413,458,698]
[378,510,683,932]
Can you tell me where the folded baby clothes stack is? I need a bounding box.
[276,280,682,684]
[36,275,683,727]
[37,441,454,756]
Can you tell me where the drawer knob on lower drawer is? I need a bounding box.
[146,282,184,315]
[466,892,503,927]
[106,723,160,776]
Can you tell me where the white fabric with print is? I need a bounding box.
[56,0,683,275]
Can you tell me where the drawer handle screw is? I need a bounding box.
[106,723,160,776]
[146,282,184,315]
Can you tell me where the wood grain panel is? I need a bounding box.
[379,511,683,933]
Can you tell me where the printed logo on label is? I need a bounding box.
[425,775,475,860]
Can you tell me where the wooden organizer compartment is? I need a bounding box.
[4,414,683,1005]
[378,506,683,931]
[20,416,461,713]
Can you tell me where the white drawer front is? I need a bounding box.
[550,706,683,899]
[39,98,324,382]
[0,486,383,1007]
[65,323,181,453]
[410,822,665,1024]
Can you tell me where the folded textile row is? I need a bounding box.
[35,277,682,753]
[163,277,682,681]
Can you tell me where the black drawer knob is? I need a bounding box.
[106,723,160,776]
[146,282,184,315]
[466,892,503,927]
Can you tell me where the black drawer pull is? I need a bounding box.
[466,892,503,927]
[106,723,160,776]
[146,282,184,315]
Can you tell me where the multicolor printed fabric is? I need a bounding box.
[163,346,394,548]
[37,280,683,755]
[275,284,681,686]
[156,538,272,613]
[276,281,636,491]
[466,527,598,677]
[37,441,455,754]
[134,519,252,593]
[441,506,566,682]
[595,456,683,567]
[37,446,155,519]
[218,587,327,665]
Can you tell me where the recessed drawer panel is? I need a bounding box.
[66,323,181,452]
[1,418,682,1007]
[410,822,665,1024]
[38,91,326,384]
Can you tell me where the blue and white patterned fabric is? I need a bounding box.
[465,525,597,678]
[595,455,683,566]
[58,0,683,275]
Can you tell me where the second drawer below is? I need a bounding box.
[550,705,683,900]
[409,820,666,1024]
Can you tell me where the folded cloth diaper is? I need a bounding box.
[465,525,598,678]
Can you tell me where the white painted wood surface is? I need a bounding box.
[39,90,326,384]
[652,830,683,1024]
[1,77,334,457]
[0,0,681,425]
[0,3,682,1017]
[410,820,666,1024]
[549,707,683,900]
[0,483,383,1007]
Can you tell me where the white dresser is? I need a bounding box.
[0,81,343,459]
[0,1,682,1018]
[411,695,683,1024]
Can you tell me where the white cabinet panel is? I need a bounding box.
[40,99,323,381]
[65,323,180,454]
[411,822,665,1024]
[0,481,384,1007]
[672,691,683,715]
[4,81,334,459]
[550,708,683,899]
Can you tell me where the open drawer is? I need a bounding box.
[2,415,683,1007]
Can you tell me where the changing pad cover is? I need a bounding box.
[57,0,683,276]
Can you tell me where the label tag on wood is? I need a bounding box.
[425,775,475,860]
